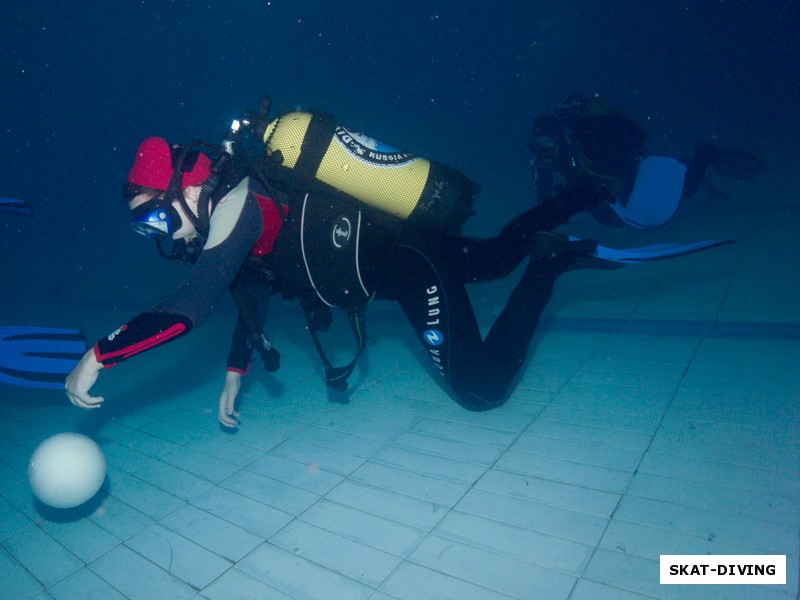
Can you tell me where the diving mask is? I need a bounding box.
[130,199,182,239]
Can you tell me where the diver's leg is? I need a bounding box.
[430,183,612,283]
[376,244,485,406]
[378,242,590,411]
[454,253,563,409]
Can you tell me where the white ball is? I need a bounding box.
[28,432,106,509]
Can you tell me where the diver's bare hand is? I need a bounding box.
[65,349,105,409]
[218,371,242,428]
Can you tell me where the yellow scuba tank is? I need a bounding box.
[261,111,477,233]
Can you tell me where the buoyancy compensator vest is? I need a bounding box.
[262,190,403,311]
[192,97,481,389]
[259,111,478,234]
[256,188,404,389]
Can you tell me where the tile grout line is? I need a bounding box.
[565,334,707,600]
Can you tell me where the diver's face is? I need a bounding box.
[128,191,198,241]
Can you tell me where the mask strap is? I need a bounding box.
[165,146,201,234]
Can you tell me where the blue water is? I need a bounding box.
[1,0,797,306]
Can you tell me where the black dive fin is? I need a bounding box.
[0,326,87,389]
[709,147,766,181]
[699,180,729,198]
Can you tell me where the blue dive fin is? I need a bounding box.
[0,326,87,389]
[612,156,686,229]
[0,197,33,216]
[569,237,735,263]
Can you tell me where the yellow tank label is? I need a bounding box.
[262,112,313,169]
[316,126,430,220]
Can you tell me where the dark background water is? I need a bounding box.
[1,0,797,310]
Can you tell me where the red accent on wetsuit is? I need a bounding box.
[95,311,194,368]
[226,365,249,376]
[251,194,287,256]
[95,323,187,367]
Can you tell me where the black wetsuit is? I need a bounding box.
[95,176,591,410]
[376,201,579,409]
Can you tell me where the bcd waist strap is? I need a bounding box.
[304,307,366,391]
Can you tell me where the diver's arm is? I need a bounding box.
[94,181,262,367]
[226,312,255,375]
[66,180,263,408]
[65,312,196,409]
[93,312,194,366]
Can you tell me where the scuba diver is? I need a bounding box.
[65,100,729,427]
[529,93,766,220]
